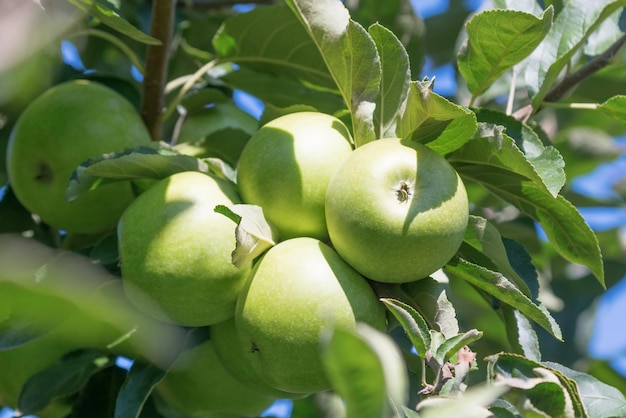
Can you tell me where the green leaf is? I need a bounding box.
[448,125,604,287]
[473,108,566,196]
[434,329,483,366]
[115,361,167,418]
[67,0,160,45]
[458,8,553,102]
[220,67,345,117]
[381,298,431,358]
[487,353,587,418]
[462,215,536,298]
[527,0,626,109]
[286,0,381,147]
[368,23,411,139]
[434,290,459,339]
[502,307,541,361]
[212,4,334,90]
[397,80,477,155]
[19,349,115,415]
[322,323,409,418]
[444,257,562,340]
[544,362,626,418]
[214,204,277,268]
[597,95,626,121]
[65,143,216,201]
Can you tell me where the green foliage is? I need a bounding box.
[1,0,626,417]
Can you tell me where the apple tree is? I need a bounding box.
[1,0,626,417]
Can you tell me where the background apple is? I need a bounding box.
[234,237,386,394]
[6,79,152,234]
[155,333,276,418]
[118,171,251,327]
[236,111,353,241]
[325,138,469,283]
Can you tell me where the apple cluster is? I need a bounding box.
[5,81,469,416]
[117,111,470,414]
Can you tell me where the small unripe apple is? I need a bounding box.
[325,138,469,283]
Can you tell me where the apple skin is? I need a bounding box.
[234,237,386,394]
[236,112,353,241]
[6,79,152,234]
[210,318,306,399]
[156,336,276,418]
[118,171,251,327]
[325,138,469,283]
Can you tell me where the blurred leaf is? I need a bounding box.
[597,95,626,121]
[397,80,477,155]
[214,204,277,268]
[462,215,536,298]
[286,0,381,147]
[526,0,626,109]
[449,124,604,287]
[213,4,333,89]
[67,0,160,45]
[416,383,509,418]
[65,143,213,201]
[458,8,553,101]
[381,298,431,358]
[291,392,347,418]
[322,323,408,418]
[445,257,562,340]
[19,349,115,415]
[545,361,626,418]
[585,8,625,55]
[369,23,410,139]
[115,361,167,418]
[473,108,566,196]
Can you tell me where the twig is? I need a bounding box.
[141,0,176,142]
[542,34,626,104]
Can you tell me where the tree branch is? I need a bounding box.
[543,34,626,104]
[141,0,176,142]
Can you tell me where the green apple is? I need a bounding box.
[6,79,152,234]
[236,111,353,241]
[234,237,386,394]
[156,335,276,418]
[210,318,306,399]
[325,138,469,283]
[118,171,251,327]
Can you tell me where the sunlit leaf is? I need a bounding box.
[526,0,626,109]
[502,307,541,361]
[597,95,626,121]
[449,124,604,287]
[445,257,562,340]
[434,329,483,366]
[286,0,381,147]
[458,7,553,101]
[214,204,277,267]
[368,23,411,139]
[416,383,509,418]
[397,80,477,155]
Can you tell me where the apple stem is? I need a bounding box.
[141,0,176,142]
